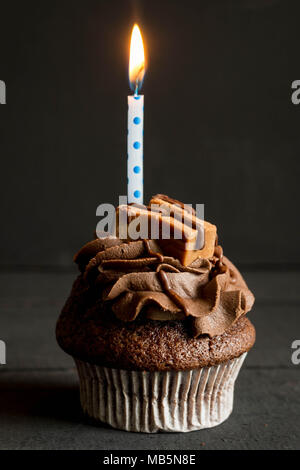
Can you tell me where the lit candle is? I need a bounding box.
[127,24,145,204]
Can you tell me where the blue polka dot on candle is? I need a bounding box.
[134,190,141,198]
[134,95,141,100]
[133,141,141,149]
[133,165,141,174]
[133,117,141,125]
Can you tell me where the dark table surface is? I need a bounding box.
[0,268,299,450]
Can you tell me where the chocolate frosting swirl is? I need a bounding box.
[74,237,254,338]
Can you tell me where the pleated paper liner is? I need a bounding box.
[75,352,247,433]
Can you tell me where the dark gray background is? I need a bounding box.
[1,0,300,268]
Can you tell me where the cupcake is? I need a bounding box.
[56,195,255,433]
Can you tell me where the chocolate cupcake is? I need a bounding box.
[56,196,255,432]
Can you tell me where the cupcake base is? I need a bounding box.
[74,353,247,433]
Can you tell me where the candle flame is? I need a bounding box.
[129,24,145,93]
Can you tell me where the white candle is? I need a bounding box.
[127,94,144,204]
[127,24,145,204]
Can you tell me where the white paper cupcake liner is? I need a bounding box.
[74,352,247,433]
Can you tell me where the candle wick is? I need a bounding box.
[134,81,139,96]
